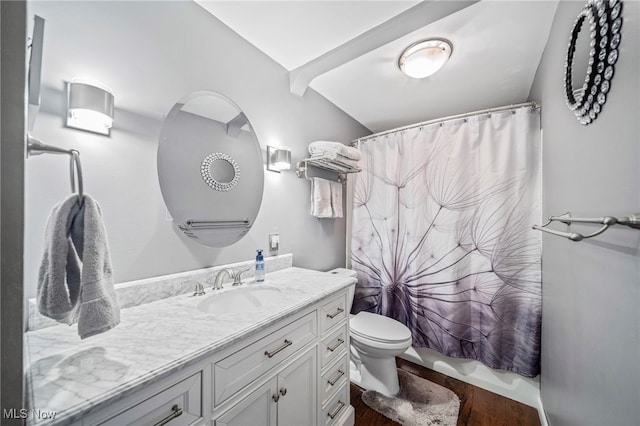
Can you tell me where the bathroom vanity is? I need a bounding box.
[25,267,355,426]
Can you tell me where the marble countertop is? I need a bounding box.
[25,267,355,425]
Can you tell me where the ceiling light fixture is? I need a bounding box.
[398,38,453,79]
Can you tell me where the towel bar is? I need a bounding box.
[27,134,84,203]
[180,219,251,229]
[532,212,640,241]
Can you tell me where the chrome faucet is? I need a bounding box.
[192,282,205,296]
[211,268,250,290]
[231,269,249,286]
[212,269,234,290]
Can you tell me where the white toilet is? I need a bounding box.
[327,268,413,396]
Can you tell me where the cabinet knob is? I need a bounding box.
[272,393,280,403]
[279,387,287,396]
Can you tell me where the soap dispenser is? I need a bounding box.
[255,249,265,282]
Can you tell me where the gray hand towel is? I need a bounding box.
[37,194,120,339]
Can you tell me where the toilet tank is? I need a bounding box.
[326,268,357,313]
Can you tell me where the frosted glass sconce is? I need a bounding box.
[267,146,291,172]
[66,81,114,135]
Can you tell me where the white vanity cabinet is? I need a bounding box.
[212,289,353,426]
[214,349,317,426]
[317,292,351,425]
[82,363,207,426]
[58,286,354,426]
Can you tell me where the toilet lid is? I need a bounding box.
[350,312,412,343]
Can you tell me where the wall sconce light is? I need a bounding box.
[66,81,115,135]
[267,146,291,173]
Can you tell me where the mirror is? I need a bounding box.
[564,0,623,125]
[158,91,264,247]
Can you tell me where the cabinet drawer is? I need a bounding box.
[213,311,317,406]
[320,324,348,369]
[100,372,202,426]
[321,354,349,404]
[321,383,349,426]
[320,292,347,335]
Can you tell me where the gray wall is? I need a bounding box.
[24,1,369,299]
[528,1,639,425]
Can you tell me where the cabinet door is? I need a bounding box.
[214,378,277,426]
[276,349,317,426]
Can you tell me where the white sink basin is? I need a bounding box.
[197,286,283,314]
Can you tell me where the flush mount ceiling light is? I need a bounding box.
[398,38,453,79]
[267,146,292,173]
[66,80,115,135]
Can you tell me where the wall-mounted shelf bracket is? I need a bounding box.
[296,156,361,184]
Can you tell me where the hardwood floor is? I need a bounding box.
[351,358,541,426]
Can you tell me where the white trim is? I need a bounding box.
[400,347,541,408]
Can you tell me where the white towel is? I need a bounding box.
[308,141,361,161]
[310,151,360,168]
[311,178,333,218]
[330,181,343,218]
[38,194,120,339]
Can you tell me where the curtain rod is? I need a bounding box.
[352,101,539,145]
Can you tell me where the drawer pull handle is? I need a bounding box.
[327,400,345,419]
[153,404,182,426]
[272,393,280,403]
[327,338,344,352]
[264,339,293,358]
[326,307,344,319]
[328,369,345,386]
[279,387,287,396]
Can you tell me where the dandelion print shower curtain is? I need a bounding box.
[351,107,541,377]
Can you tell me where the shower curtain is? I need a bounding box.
[351,107,541,377]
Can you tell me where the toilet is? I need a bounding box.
[327,268,413,396]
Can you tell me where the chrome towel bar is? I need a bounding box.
[532,212,640,242]
[27,134,84,203]
[181,219,251,229]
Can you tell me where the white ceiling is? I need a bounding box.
[196,0,558,133]
[196,1,421,70]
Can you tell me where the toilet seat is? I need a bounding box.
[350,312,412,346]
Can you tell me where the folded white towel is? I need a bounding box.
[309,141,361,161]
[310,151,360,168]
[311,178,333,218]
[330,181,343,218]
[38,194,120,339]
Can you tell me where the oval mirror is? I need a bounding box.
[158,91,264,247]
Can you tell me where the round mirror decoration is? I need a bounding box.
[201,153,240,192]
[565,0,622,125]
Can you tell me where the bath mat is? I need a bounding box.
[361,369,460,426]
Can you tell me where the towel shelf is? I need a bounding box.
[532,212,640,242]
[296,156,361,184]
